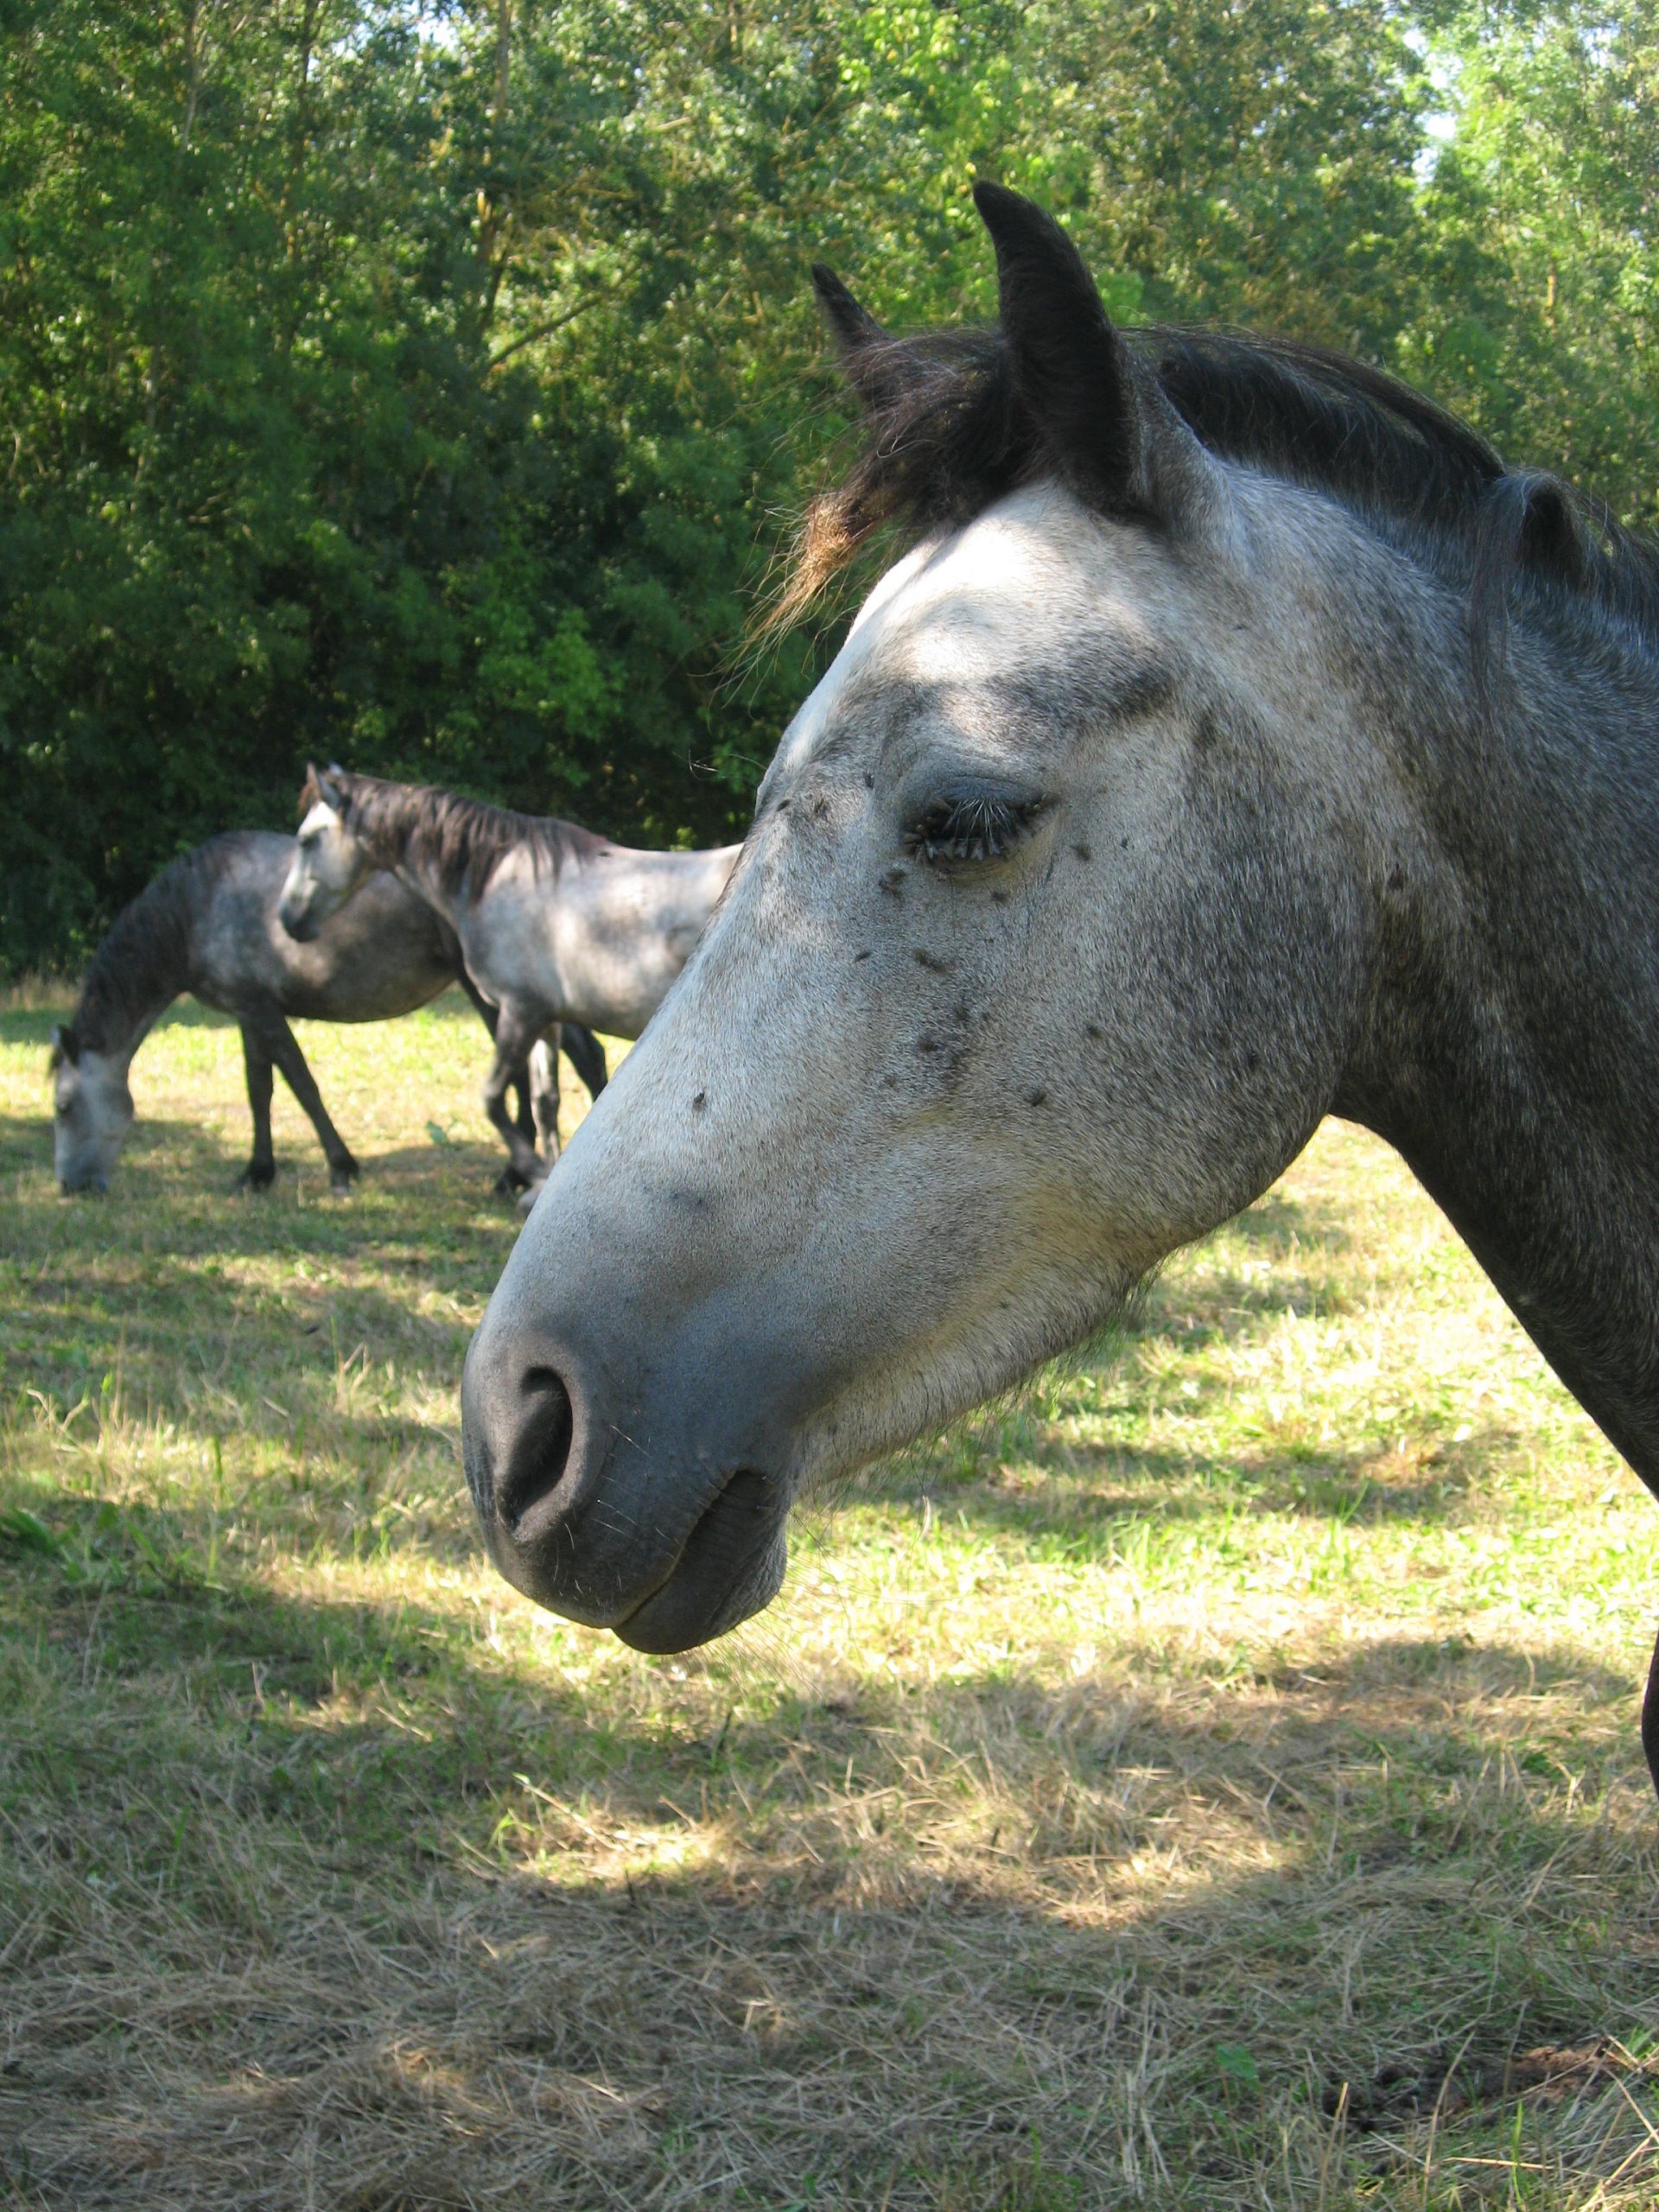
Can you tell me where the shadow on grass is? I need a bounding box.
[1,1098,521,1215]
[859,1382,1509,1545]
[0,1112,523,1446]
[0,988,494,1052]
[3,1508,1656,2210]
[892,1428,1506,1538]
[1223,1181,1351,1259]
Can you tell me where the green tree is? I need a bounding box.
[1407,1,1659,521]
[3,0,1655,974]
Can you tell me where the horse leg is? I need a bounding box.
[561,1022,608,1103]
[531,1027,563,1163]
[492,1063,539,1194]
[454,962,537,1170]
[237,1027,276,1192]
[1644,1626,1659,1806]
[487,1039,539,1194]
[265,1020,359,1195]
[512,1061,537,1148]
[482,1013,549,1193]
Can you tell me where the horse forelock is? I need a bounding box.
[776,310,1659,670]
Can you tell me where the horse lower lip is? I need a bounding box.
[609,1466,785,1652]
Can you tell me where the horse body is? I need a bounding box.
[458,838,737,1041]
[459,189,1659,1788]
[53,831,604,1193]
[279,773,739,1188]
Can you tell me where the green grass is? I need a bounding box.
[2,990,1656,2209]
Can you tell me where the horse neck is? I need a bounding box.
[73,868,198,1063]
[1340,617,1659,1490]
[346,787,473,931]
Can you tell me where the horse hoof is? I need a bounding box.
[493,1166,530,1197]
[330,1171,356,1198]
[236,1163,276,1193]
[516,1179,549,1217]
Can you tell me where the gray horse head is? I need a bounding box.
[51,1025,130,1194]
[279,766,370,942]
[461,185,1659,1662]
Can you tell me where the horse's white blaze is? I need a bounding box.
[281,804,373,937]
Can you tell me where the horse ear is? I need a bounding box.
[316,766,346,813]
[50,1024,79,1069]
[811,263,927,417]
[972,181,1224,531]
[1515,475,1586,584]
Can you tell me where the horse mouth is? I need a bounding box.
[611,1466,788,1653]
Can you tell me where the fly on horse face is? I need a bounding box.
[462,185,1659,1797]
[279,771,740,1193]
[51,832,606,1196]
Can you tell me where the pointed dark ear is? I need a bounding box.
[812,264,884,359]
[50,1023,79,1069]
[973,181,1225,531]
[811,262,927,417]
[1514,475,1586,584]
[316,765,346,813]
[299,763,321,817]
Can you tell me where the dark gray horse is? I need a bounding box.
[463,187,1659,1798]
[52,831,606,1194]
[279,772,739,1193]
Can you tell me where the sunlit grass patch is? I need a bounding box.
[2,995,1656,2208]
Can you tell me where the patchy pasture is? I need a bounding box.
[2,991,1656,2209]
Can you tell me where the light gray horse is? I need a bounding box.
[461,188,1659,1798]
[52,831,607,1194]
[278,770,739,1192]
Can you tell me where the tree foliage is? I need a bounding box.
[1,0,1653,969]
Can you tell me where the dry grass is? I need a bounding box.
[2,990,1657,2209]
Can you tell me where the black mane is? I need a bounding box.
[779,315,1659,656]
[311,770,608,899]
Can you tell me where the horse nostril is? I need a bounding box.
[496,1367,575,1535]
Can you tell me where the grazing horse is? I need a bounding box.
[461,187,1659,1798]
[278,771,740,1192]
[51,831,607,1195]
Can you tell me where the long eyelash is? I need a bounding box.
[906,792,1043,864]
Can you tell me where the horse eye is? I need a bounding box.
[905,788,1046,866]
